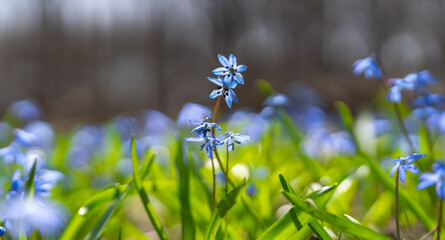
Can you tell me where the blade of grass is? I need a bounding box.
[204,180,246,240]
[85,152,155,240]
[278,109,325,179]
[283,190,390,239]
[25,160,37,195]
[176,139,195,240]
[131,135,168,240]
[308,219,332,240]
[258,175,337,240]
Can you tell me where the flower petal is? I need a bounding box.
[409,153,426,161]
[405,163,419,174]
[218,54,230,68]
[225,91,233,108]
[236,65,247,72]
[234,72,244,85]
[417,173,438,190]
[386,86,401,103]
[210,89,222,99]
[184,137,204,143]
[230,89,238,103]
[229,54,237,67]
[436,179,445,200]
[389,163,399,178]
[399,168,406,182]
[212,67,228,76]
[208,77,223,86]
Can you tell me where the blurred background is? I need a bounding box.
[1,0,444,127]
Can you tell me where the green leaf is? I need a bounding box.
[117,227,122,240]
[256,79,273,97]
[85,153,156,240]
[282,191,391,240]
[204,180,246,240]
[25,160,37,195]
[335,101,354,132]
[60,186,124,240]
[258,175,337,240]
[278,110,324,179]
[131,135,169,240]
[175,139,195,240]
[308,219,332,240]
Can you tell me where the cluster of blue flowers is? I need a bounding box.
[354,54,445,201]
[209,54,247,108]
[0,100,66,238]
[186,54,251,158]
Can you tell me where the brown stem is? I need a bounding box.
[395,169,401,240]
[212,96,222,124]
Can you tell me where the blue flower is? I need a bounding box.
[1,196,66,238]
[212,54,247,85]
[411,94,445,120]
[10,99,42,124]
[218,132,252,152]
[190,120,222,138]
[186,120,223,158]
[386,78,416,103]
[412,94,445,109]
[185,136,221,158]
[352,55,382,79]
[417,161,445,199]
[403,70,436,92]
[0,143,24,164]
[263,93,289,107]
[7,168,63,199]
[0,226,5,236]
[176,103,211,128]
[389,154,425,182]
[14,121,55,149]
[246,183,258,197]
[209,75,238,108]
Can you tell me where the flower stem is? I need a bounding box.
[424,119,435,165]
[438,200,443,240]
[226,144,229,195]
[209,95,222,213]
[393,103,415,154]
[212,96,222,124]
[374,54,415,154]
[395,169,401,240]
[210,154,216,213]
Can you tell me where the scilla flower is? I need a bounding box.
[386,78,416,103]
[417,161,445,199]
[352,55,382,79]
[190,120,222,137]
[389,154,425,182]
[411,93,445,120]
[212,54,247,85]
[185,136,221,158]
[218,132,252,152]
[412,94,445,109]
[186,120,223,158]
[403,70,436,92]
[209,75,238,108]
